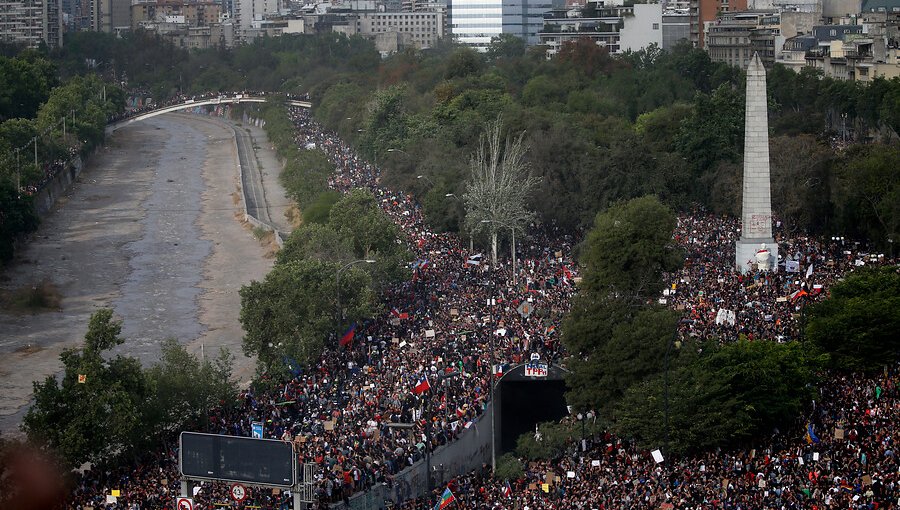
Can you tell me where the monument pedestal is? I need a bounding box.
[736,238,778,273]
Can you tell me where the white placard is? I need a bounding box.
[651,449,664,464]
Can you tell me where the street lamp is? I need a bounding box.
[335,259,375,322]
[486,297,500,472]
[481,219,518,285]
[446,193,474,253]
[416,174,435,186]
[664,318,693,458]
[386,148,408,155]
[576,411,596,445]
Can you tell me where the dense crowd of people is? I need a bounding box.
[65,106,898,510]
[412,365,899,509]
[668,211,894,343]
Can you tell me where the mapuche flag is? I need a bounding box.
[434,487,455,510]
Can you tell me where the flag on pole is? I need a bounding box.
[502,480,512,498]
[434,487,456,510]
[805,264,814,279]
[789,289,809,301]
[339,323,356,347]
[413,374,431,395]
[391,308,409,320]
[805,422,820,444]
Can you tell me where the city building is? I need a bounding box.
[619,2,663,52]
[0,0,64,47]
[131,0,221,28]
[234,0,286,41]
[537,2,628,56]
[706,10,781,67]
[450,0,560,50]
[698,0,747,46]
[661,8,691,48]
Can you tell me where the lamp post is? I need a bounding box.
[416,174,435,186]
[664,319,693,458]
[446,193,474,252]
[486,296,499,472]
[481,219,518,285]
[335,259,375,322]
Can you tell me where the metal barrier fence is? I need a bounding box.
[329,404,494,510]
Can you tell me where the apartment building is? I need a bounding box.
[0,0,63,47]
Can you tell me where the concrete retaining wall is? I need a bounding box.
[328,404,494,510]
[33,155,85,216]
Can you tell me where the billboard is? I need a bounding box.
[179,432,296,488]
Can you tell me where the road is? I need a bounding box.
[234,125,273,226]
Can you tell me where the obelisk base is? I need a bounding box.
[736,238,779,273]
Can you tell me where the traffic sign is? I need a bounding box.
[231,483,248,502]
[176,497,193,510]
[179,432,297,488]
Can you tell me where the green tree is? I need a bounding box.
[564,304,678,414]
[23,309,148,467]
[577,195,682,301]
[614,339,823,454]
[487,35,527,61]
[143,339,236,439]
[0,180,40,264]
[328,189,412,283]
[562,196,683,414]
[240,259,377,370]
[0,55,57,122]
[277,222,354,266]
[831,144,900,248]
[806,267,900,371]
[675,84,745,179]
[769,135,835,234]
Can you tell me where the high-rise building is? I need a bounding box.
[0,0,64,47]
[449,0,561,50]
[234,0,285,41]
[698,0,747,46]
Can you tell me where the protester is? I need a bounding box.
[67,105,897,510]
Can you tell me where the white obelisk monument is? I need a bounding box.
[736,53,778,273]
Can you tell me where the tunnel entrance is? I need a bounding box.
[495,363,569,455]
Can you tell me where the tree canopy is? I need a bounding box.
[23,310,236,468]
[806,266,900,371]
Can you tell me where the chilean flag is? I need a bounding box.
[391,308,409,320]
[339,323,356,347]
[413,374,431,395]
[501,480,512,498]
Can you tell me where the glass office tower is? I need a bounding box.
[449,0,558,50]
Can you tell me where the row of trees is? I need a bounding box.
[34,32,900,250]
[22,309,236,468]
[0,51,125,265]
[561,195,898,455]
[241,104,411,375]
